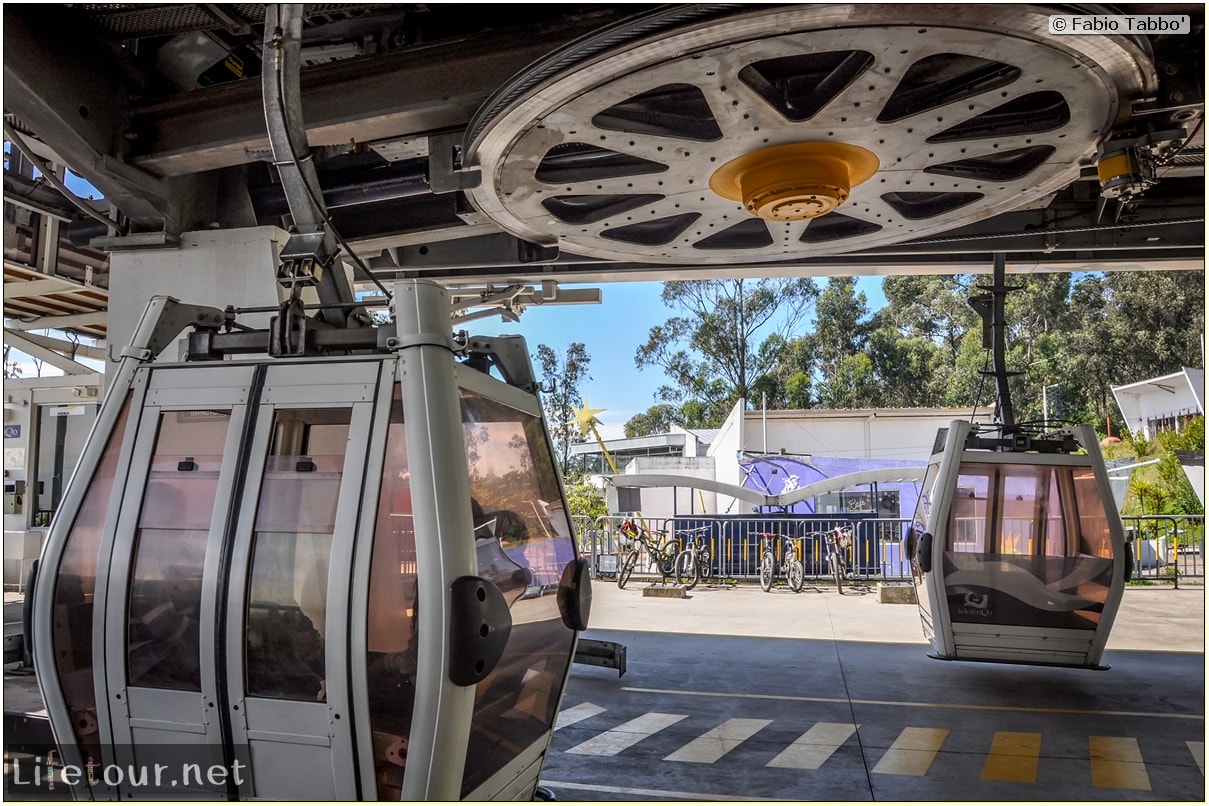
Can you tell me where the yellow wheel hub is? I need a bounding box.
[709,142,880,221]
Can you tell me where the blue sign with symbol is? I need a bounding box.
[3,425,20,440]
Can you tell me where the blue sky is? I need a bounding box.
[473,277,889,439]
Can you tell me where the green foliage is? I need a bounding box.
[1156,417,1205,515]
[635,278,817,425]
[563,473,608,520]
[1119,417,1204,516]
[816,353,879,409]
[624,404,682,438]
[631,270,1204,463]
[535,342,592,475]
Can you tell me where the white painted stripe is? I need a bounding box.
[665,718,772,763]
[871,727,949,776]
[541,779,780,801]
[1188,741,1205,776]
[565,712,687,756]
[767,722,859,769]
[554,702,605,731]
[622,686,1205,720]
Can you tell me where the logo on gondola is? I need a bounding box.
[958,591,993,617]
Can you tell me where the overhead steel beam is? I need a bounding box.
[3,278,102,301]
[127,9,636,177]
[2,6,174,230]
[373,250,1203,288]
[359,185,1204,283]
[4,311,109,333]
[385,226,1202,271]
[2,329,97,375]
[5,331,107,362]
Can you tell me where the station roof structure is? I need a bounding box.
[2,3,1204,353]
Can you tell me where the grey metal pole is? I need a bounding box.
[262,3,358,324]
[990,253,1016,432]
[393,279,477,801]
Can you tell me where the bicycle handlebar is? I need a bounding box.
[756,531,804,540]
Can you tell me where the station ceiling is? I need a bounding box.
[2,3,1204,301]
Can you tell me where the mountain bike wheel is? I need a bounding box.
[674,550,698,589]
[657,541,678,577]
[618,550,638,589]
[788,559,805,593]
[831,553,844,594]
[759,553,774,592]
[698,548,714,584]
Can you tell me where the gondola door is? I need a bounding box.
[101,364,254,798]
[908,455,944,651]
[223,361,384,800]
[909,425,964,659]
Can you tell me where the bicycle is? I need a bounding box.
[822,524,854,594]
[755,529,805,593]
[672,526,714,590]
[616,518,678,589]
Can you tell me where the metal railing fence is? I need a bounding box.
[583,513,916,584]
[578,513,1205,586]
[1122,514,1204,587]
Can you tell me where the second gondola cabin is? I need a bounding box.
[908,419,1128,669]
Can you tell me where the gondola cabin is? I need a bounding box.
[907,419,1127,669]
[30,280,591,800]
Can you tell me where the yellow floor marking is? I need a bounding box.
[766,722,859,770]
[871,727,949,776]
[981,731,1041,783]
[1089,736,1151,790]
[664,718,772,763]
[1187,741,1204,776]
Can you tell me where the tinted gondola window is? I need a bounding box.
[52,395,132,767]
[245,409,350,701]
[949,467,991,553]
[908,460,940,630]
[127,411,230,690]
[459,391,577,797]
[365,389,417,800]
[1073,469,1113,558]
[944,461,1113,629]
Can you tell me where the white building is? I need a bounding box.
[1111,367,1205,440]
[3,374,104,589]
[586,400,993,522]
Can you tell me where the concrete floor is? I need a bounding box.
[581,579,1206,653]
[541,581,1205,801]
[4,582,1203,801]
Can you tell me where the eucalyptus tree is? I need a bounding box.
[634,278,818,425]
[535,342,592,475]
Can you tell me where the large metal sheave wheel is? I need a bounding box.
[464,5,1152,265]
